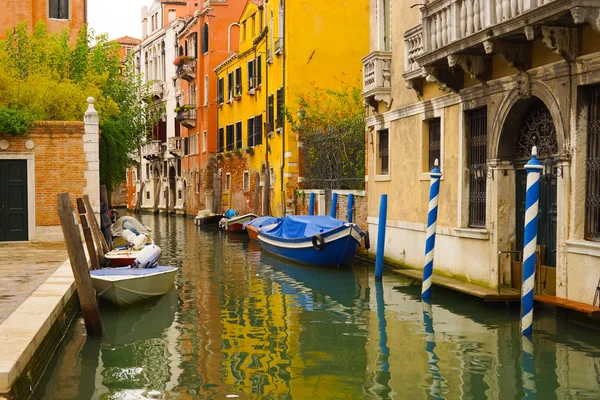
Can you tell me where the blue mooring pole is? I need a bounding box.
[422,159,442,299]
[521,146,542,336]
[347,193,354,223]
[375,194,388,281]
[331,193,338,218]
[308,193,315,215]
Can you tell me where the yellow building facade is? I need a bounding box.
[363,0,600,305]
[215,0,369,216]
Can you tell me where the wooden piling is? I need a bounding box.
[76,198,100,271]
[135,181,145,214]
[57,193,102,336]
[99,185,113,250]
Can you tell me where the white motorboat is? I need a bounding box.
[90,266,178,307]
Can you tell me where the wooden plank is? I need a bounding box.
[83,195,109,257]
[535,294,600,317]
[56,193,102,336]
[76,198,100,271]
[392,268,520,302]
[99,185,113,250]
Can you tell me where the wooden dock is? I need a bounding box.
[534,294,600,317]
[392,268,521,302]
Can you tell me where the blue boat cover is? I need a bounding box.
[244,216,282,229]
[262,215,345,239]
[91,266,176,276]
[225,208,238,218]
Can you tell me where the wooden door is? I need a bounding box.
[0,160,28,241]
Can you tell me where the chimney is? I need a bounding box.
[168,9,176,22]
[141,6,148,38]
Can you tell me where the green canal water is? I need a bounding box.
[36,214,600,399]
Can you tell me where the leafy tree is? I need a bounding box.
[287,83,366,190]
[0,21,159,192]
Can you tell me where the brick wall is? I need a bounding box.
[0,99,100,241]
[218,154,261,215]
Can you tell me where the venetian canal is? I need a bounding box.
[35,213,600,399]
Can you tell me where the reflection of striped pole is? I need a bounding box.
[521,146,543,336]
[521,335,537,398]
[423,299,442,399]
[422,159,443,299]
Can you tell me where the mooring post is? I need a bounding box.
[423,299,442,397]
[100,185,113,250]
[347,193,354,223]
[521,146,542,336]
[83,194,109,259]
[330,193,338,218]
[375,194,388,281]
[76,198,100,271]
[57,193,102,336]
[308,193,315,215]
[521,335,537,397]
[422,159,442,299]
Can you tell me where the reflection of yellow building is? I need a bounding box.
[215,0,369,216]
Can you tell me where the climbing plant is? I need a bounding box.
[287,82,366,190]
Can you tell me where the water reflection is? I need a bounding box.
[35,214,600,400]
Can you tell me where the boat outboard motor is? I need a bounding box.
[121,229,147,250]
[132,245,161,268]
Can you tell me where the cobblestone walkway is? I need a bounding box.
[0,242,67,324]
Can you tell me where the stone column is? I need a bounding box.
[555,155,571,299]
[488,160,516,288]
[83,97,100,214]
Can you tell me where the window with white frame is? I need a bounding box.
[49,0,69,19]
[248,59,255,90]
[380,0,391,51]
[377,128,389,175]
[202,130,207,153]
[467,108,487,228]
[196,171,200,193]
[243,171,250,191]
[225,173,231,191]
[204,75,208,106]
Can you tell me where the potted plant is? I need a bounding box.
[173,55,195,67]
[245,147,254,156]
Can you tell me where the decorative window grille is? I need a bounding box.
[467,108,487,228]
[235,122,243,149]
[218,127,224,153]
[378,129,389,175]
[226,125,234,151]
[428,118,441,171]
[586,87,600,241]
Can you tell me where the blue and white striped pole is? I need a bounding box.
[422,159,442,299]
[423,299,442,399]
[521,335,537,398]
[521,146,543,336]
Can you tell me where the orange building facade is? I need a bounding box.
[173,0,244,216]
[0,0,87,39]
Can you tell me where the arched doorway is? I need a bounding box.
[498,97,558,291]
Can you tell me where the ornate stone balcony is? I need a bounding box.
[404,0,600,93]
[176,59,196,82]
[141,140,163,161]
[167,137,183,157]
[151,81,163,98]
[361,51,392,109]
[176,106,196,129]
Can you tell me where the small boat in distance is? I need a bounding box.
[258,215,364,267]
[219,213,258,232]
[194,209,225,226]
[245,216,281,240]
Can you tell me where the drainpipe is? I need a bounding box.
[281,0,286,216]
[264,28,271,216]
[215,69,220,213]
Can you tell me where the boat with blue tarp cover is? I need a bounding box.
[258,215,363,266]
[244,216,282,240]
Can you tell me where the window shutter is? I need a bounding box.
[255,115,263,145]
[202,24,209,54]
[247,118,254,147]
[257,55,262,86]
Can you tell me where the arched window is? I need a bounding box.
[278,1,284,44]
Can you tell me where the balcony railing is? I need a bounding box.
[176,106,197,129]
[404,0,597,92]
[141,140,163,160]
[151,81,163,98]
[361,51,391,108]
[176,59,196,82]
[167,137,183,157]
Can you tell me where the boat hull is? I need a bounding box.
[91,266,177,307]
[247,225,259,240]
[259,225,362,267]
[220,214,257,232]
[194,214,224,226]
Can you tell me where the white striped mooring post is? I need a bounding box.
[521,146,543,336]
[422,159,442,299]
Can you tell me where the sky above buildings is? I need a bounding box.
[89,0,148,40]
